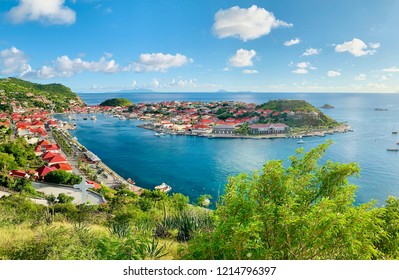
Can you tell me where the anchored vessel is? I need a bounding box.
[155,182,172,192]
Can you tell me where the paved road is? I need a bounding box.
[32,182,104,205]
[0,190,10,198]
[0,189,48,205]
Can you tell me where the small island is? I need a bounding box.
[321,104,335,109]
[99,98,133,107]
[374,108,388,111]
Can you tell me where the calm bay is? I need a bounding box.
[59,92,399,206]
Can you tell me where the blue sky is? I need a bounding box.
[0,0,398,93]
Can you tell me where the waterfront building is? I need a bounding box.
[249,123,289,134]
[212,124,236,134]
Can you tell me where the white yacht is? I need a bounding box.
[154,182,172,192]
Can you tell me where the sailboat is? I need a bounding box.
[297,136,305,144]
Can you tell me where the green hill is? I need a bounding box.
[99,98,133,107]
[257,99,338,127]
[0,77,84,112]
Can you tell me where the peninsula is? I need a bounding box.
[79,98,350,139]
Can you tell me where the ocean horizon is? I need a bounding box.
[57,91,399,207]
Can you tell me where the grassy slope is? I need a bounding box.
[0,77,84,112]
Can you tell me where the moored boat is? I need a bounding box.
[387,148,399,152]
[154,182,172,192]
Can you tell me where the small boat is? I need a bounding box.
[387,148,399,152]
[90,115,96,120]
[155,132,166,137]
[82,116,88,120]
[154,182,172,192]
[393,131,398,135]
[127,178,135,185]
[297,139,305,144]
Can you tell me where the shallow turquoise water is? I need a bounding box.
[59,92,399,206]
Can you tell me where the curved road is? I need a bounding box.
[0,184,104,205]
[32,182,104,205]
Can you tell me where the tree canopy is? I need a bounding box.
[99,98,133,107]
[187,141,389,260]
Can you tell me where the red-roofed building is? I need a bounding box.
[30,127,47,137]
[199,119,213,125]
[37,139,50,146]
[86,180,101,190]
[47,154,68,166]
[52,163,73,172]
[42,151,56,160]
[43,144,60,153]
[9,170,29,179]
[36,165,56,179]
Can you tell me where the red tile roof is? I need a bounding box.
[42,152,56,160]
[36,165,56,178]
[52,163,73,171]
[37,139,50,146]
[43,144,60,151]
[9,170,29,178]
[47,154,67,165]
[86,180,101,189]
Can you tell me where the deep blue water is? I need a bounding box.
[60,92,399,206]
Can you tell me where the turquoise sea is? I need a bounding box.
[58,92,399,206]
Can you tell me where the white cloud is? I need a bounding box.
[355,73,366,80]
[381,75,388,81]
[242,69,258,74]
[291,61,315,74]
[327,70,341,77]
[367,82,388,89]
[0,46,31,75]
[369,42,381,49]
[53,55,120,77]
[129,53,193,73]
[145,78,197,89]
[297,62,311,69]
[292,68,308,74]
[131,80,137,87]
[7,0,76,25]
[382,67,399,73]
[284,38,300,46]
[213,5,292,41]
[169,78,196,88]
[21,53,120,79]
[302,48,320,56]
[335,38,380,57]
[150,78,160,88]
[36,66,57,79]
[228,49,256,67]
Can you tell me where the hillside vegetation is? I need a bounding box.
[99,98,133,107]
[257,99,338,127]
[2,142,399,260]
[0,77,84,112]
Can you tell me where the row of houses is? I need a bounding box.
[4,108,78,180]
[212,123,289,135]
[9,138,74,181]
